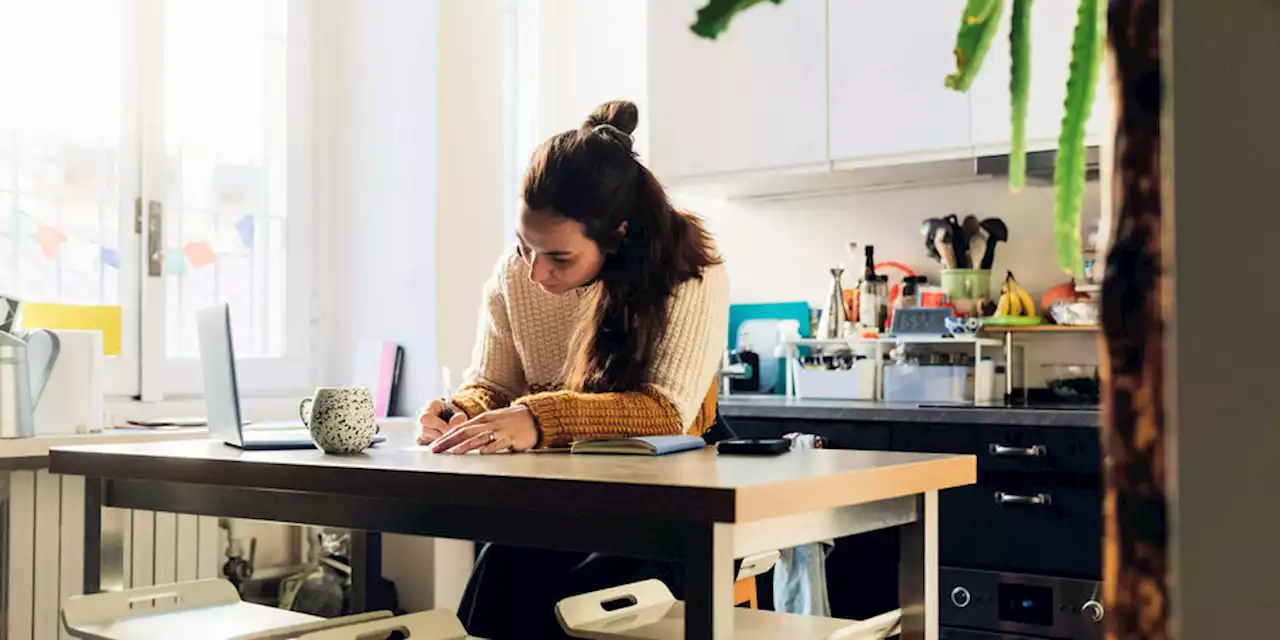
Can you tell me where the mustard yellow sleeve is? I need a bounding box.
[450,382,513,419]
[514,389,682,448]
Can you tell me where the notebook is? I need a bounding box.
[570,435,706,456]
[352,341,404,418]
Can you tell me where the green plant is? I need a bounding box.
[691,0,1104,275]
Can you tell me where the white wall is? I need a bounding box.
[675,178,1104,381]
[312,0,440,405]
[311,0,509,614]
[676,179,1100,307]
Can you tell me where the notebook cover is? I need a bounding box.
[571,434,705,456]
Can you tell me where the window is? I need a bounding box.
[0,0,311,398]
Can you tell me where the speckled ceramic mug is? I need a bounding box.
[299,387,376,454]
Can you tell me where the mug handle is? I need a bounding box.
[299,397,313,427]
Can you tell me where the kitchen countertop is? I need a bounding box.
[719,395,1099,428]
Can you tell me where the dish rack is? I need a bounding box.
[782,335,1002,402]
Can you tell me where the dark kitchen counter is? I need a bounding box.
[719,395,1100,428]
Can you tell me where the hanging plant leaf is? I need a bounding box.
[945,0,1004,91]
[690,0,783,39]
[1008,0,1032,191]
[1053,0,1105,275]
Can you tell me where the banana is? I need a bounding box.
[1014,286,1036,317]
[995,293,1011,316]
[998,271,1039,317]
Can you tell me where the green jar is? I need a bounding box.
[940,269,993,301]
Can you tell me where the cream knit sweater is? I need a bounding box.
[449,248,729,448]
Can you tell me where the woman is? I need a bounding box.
[416,100,729,637]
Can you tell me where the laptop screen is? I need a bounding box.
[196,304,244,444]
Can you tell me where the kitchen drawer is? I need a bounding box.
[891,423,1101,476]
[721,417,892,450]
[939,481,1102,579]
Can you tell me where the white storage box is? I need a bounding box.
[791,361,876,400]
[882,364,972,403]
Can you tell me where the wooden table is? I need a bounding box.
[50,435,975,640]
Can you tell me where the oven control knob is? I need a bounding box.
[950,587,971,608]
[1082,599,1105,623]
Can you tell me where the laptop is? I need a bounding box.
[197,304,385,450]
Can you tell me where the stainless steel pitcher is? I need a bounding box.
[0,329,61,438]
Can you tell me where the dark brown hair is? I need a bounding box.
[522,100,721,393]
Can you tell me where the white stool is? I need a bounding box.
[62,578,478,640]
[556,579,902,640]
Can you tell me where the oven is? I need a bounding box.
[941,568,1103,639]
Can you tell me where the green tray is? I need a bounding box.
[981,315,1043,327]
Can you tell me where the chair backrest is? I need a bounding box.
[230,611,393,640]
[556,578,677,636]
[62,579,240,630]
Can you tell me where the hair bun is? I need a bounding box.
[584,100,639,136]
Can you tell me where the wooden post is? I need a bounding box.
[1101,1,1168,638]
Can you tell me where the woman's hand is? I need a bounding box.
[430,405,538,454]
[416,398,467,445]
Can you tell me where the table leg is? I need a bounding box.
[683,523,734,640]
[1004,332,1014,398]
[82,477,102,595]
[349,531,382,613]
[899,491,938,640]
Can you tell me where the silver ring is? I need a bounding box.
[488,431,497,443]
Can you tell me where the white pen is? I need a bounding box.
[440,365,459,420]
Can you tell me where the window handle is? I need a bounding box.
[147,200,163,277]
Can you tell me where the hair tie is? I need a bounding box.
[591,123,634,149]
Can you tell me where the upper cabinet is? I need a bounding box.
[828,0,973,167]
[970,1,1110,153]
[646,0,829,183]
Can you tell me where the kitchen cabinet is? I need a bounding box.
[970,0,1111,154]
[646,0,829,182]
[828,0,974,167]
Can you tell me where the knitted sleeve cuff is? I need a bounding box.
[450,383,513,419]
[513,389,681,449]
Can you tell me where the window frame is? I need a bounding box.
[136,0,313,399]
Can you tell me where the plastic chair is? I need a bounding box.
[557,579,901,640]
[297,609,471,639]
[733,549,780,609]
[62,579,478,640]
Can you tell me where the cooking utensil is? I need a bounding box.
[933,227,956,268]
[921,218,946,262]
[945,214,970,268]
[979,218,1009,270]
[962,215,984,266]
[1043,364,1101,402]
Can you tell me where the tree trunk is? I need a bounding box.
[1101,0,1167,638]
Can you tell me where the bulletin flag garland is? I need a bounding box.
[6,208,259,274]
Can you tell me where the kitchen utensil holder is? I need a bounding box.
[940,269,992,301]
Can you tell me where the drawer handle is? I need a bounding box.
[988,443,1047,457]
[995,491,1053,507]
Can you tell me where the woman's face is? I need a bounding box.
[517,206,606,295]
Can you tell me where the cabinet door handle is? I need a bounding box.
[988,443,1047,457]
[994,491,1053,507]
